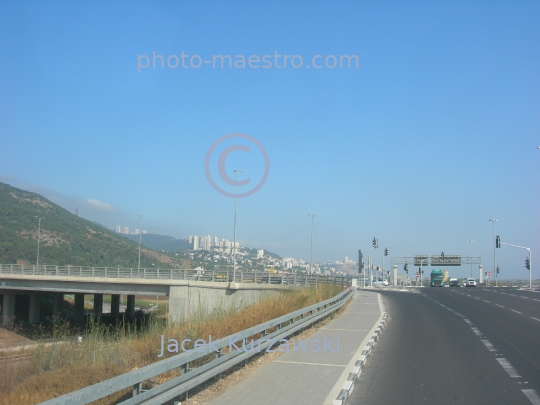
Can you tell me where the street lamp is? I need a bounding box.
[233,169,244,282]
[308,214,315,275]
[135,213,143,271]
[469,239,474,278]
[489,219,498,286]
[36,216,44,267]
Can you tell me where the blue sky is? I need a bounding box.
[1,1,539,279]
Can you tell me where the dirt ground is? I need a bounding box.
[0,328,34,351]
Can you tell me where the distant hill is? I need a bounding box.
[0,182,174,268]
[121,233,189,252]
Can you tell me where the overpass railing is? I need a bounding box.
[0,264,351,287]
[39,286,354,405]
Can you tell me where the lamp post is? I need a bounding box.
[233,169,244,282]
[308,214,315,275]
[135,213,143,271]
[36,216,44,267]
[469,239,474,278]
[489,219,498,286]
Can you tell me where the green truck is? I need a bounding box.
[430,269,444,287]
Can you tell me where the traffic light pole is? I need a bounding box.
[500,242,532,289]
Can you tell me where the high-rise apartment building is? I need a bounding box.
[123,226,129,234]
[115,225,121,233]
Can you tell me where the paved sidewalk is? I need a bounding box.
[207,290,384,405]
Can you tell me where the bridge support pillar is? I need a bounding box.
[53,293,63,317]
[111,294,120,320]
[29,293,41,324]
[74,293,85,321]
[93,294,103,320]
[126,295,135,320]
[1,292,16,326]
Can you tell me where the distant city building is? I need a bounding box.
[75,208,80,217]
[142,230,147,234]
[123,226,129,234]
[201,235,211,251]
[257,249,264,258]
[115,225,121,233]
[134,229,140,235]
[191,236,199,250]
[343,256,348,263]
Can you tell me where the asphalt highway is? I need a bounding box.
[349,287,540,405]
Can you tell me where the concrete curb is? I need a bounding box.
[332,294,388,405]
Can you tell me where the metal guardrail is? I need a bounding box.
[0,264,351,287]
[39,287,354,405]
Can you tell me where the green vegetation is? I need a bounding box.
[0,182,171,267]
[122,233,189,253]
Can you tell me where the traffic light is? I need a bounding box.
[496,235,501,248]
[384,248,388,256]
[525,257,530,270]
[404,262,408,272]
[372,237,378,248]
[496,266,500,274]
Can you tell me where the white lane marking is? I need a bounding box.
[474,297,480,300]
[534,299,540,302]
[511,310,523,314]
[531,317,540,322]
[522,389,540,405]
[496,358,522,378]
[481,340,497,351]
[471,327,483,336]
[496,304,504,308]
[484,300,491,303]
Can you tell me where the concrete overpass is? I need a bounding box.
[0,264,351,326]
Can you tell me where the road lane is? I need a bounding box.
[422,288,540,401]
[350,290,531,405]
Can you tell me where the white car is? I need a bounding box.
[466,278,477,287]
[373,278,389,287]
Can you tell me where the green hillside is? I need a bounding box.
[0,182,171,267]
[122,233,189,252]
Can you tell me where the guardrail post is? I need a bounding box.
[240,270,243,282]
[132,382,142,397]
[293,273,297,285]
[212,271,215,282]
[130,268,133,278]
[68,265,70,276]
[157,268,160,279]
[184,269,187,280]
[227,271,230,282]
[92,267,95,277]
[181,363,189,400]
[281,273,284,284]
[267,273,270,284]
[315,275,318,287]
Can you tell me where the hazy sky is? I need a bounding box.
[1,1,539,278]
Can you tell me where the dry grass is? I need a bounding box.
[0,285,345,405]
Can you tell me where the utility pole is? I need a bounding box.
[233,169,244,282]
[135,213,143,271]
[489,219,498,286]
[36,216,44,267]
[308,214,315,275]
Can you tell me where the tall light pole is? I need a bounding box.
[489,219,498,286]
[308,214,315,275]
[135,213,143,271]
[233,169,244,282]
[469,239,474,278]
[36,216,44,267]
